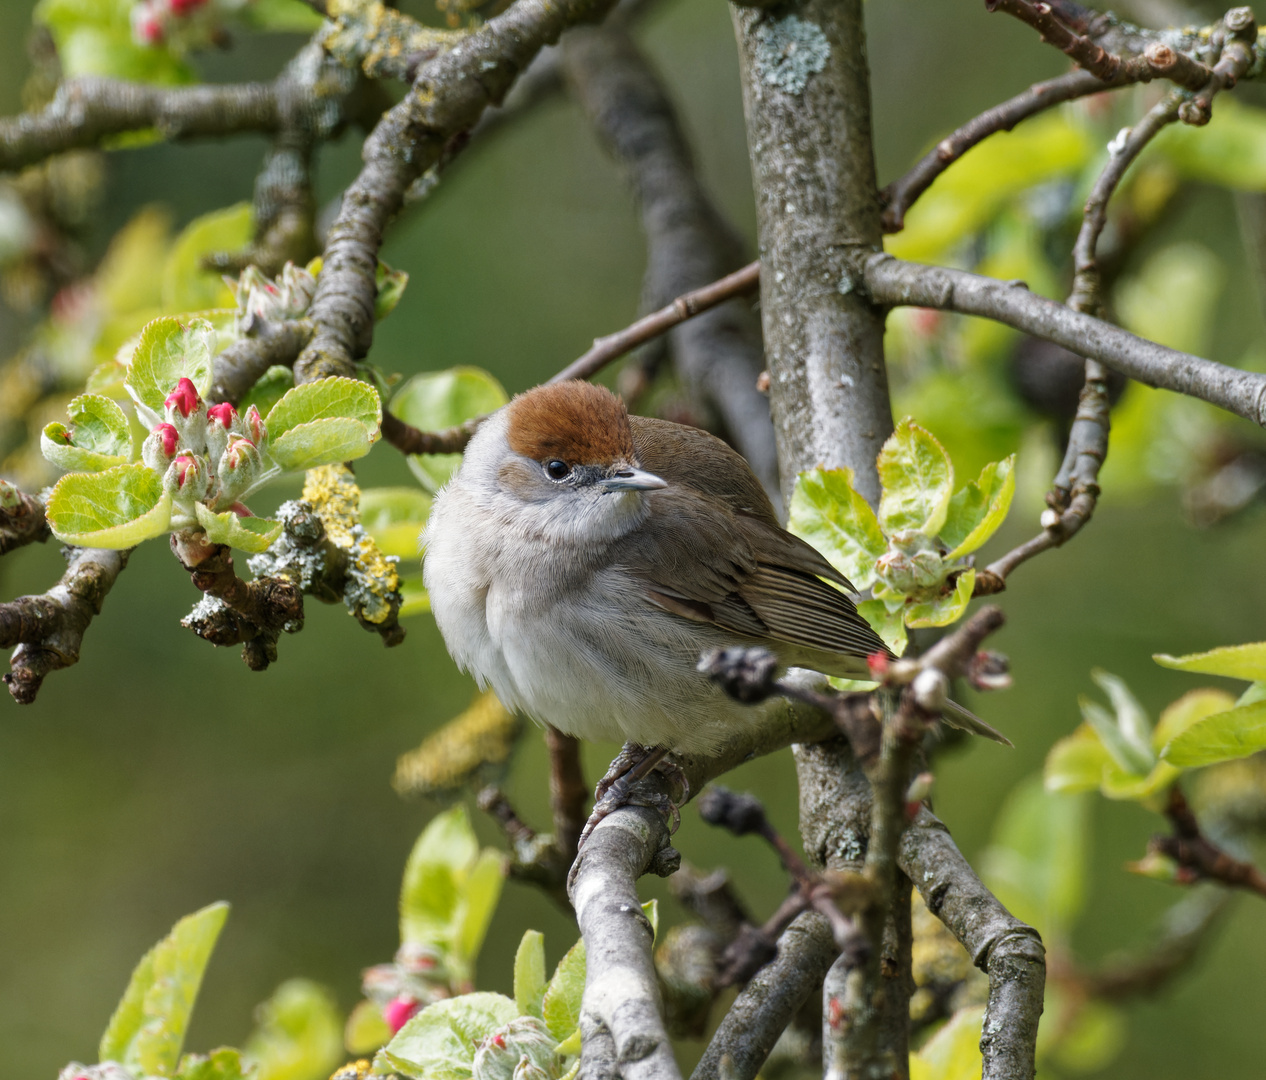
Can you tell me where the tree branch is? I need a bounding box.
[863,254,1266,428]
[0,481,50,556]
[295,0,622,385]
[1155,785,1266,898]
[2,546,129,703]
[546,727,588,865]
[209,319,315,406]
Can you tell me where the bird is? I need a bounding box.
[422,380,1007,837]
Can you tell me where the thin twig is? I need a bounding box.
[986,0,1145,79]
[546,727,588,864]
[550,261,760,384]
[379,411,481,456]
[1156,786,1266,898]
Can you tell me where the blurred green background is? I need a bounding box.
[2,1,1266,1077]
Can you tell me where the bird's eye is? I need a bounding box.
[545,459,571,480]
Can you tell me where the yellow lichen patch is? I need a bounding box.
[303,463,401,625]
[324,0,467,80]
[910,891,988,1024]
[394,689,522,798]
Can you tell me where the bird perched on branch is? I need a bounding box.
[423,380,1006,839]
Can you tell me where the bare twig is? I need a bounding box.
[379,411,481,456]
[1179,8,1256,125]
[1156,786,1266,898]
[2,546,129,703]
[546,727,588,864]
[550,262,761,384]
[863,254,1266,428]
[986,0,1149,79]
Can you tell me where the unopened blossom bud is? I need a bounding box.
[205,402,241,463]
[165,452,211,502]
[242,403,268,454]
[130,5,164,46]
[165,377,202,419]
[170,0,210,14]
[383,995,422,1034]
[142,423,182,473]
[217,436,263,503]
[164,378,208,453]
[472,1017,560,1080]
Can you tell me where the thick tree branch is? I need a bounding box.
[2,546,129,703]
[209,319,315,406]
[295,0,622,385]
[562,27,777,497]
[863,254,1266,427]
[0,482,50,555]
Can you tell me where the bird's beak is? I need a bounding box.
[600,467,668,492]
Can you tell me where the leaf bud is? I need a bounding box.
[165,452,211,503]
[473,1017,560,1080]
[142,423,182,473]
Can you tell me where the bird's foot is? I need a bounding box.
[579,743,689,848]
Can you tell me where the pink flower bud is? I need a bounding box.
[243,404,267,448]
[155,424,179,456]
[169,0,209,14]
[384,996,421,1034]
[165,378,202,419]
[173,454,198,487]
[207,402,237,429]
[866,651,889,678]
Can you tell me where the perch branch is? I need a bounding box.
[2,546,129,703]
[862,254,1266,427]
[209,319,315,406]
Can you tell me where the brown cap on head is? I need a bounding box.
[505,381,637,465]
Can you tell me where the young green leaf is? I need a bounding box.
[1152,688,1238,750]
[265,377,382,440]
[125,316,216,416]
[541,938,587,1043]
[375,993,517,1080]
[345,998,394,1056]
[164,203,252,312]
[1161,699,1266,768]
[360,487,432,560]
[910,1005,985,1080]
[193,504,283,554]
[46,463,173,548]
[904,569,975,628]
[99,901,230,1076]
[1091,669,1154,760]
[1154,642,1266,683]
[788,467,886,588]
[243,979,344,1080]
[1045,725,1112,795]
[400,807,480,948]
[392,368,509,492]
[451,849,505,983]
[269,417,377,472]
[878,418,954,537]
[1079,695,1154,777]
[940,455,1016,559]
[856,599,908,656]
[375,262,409,321]
[514,931,547,1019]
[42,394,135,472]
[174,1047,250,1080]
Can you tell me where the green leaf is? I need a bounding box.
[42,394,134,472]
[1161,699,1266,768]
[856,598,908,656]
[514,931,547,1019]
[194,504,283,554]
[1045,725,1112,794]
[346,998,394,1056]
[175,1047,250,1080]
[376,262,409,321]
[43,22,195,84]
[451,849,505,983]
[1152,98,1266,192]
[1153,688,1238,750]
[400,806,479,947]
[1079,695,1153,778]
[909,1005,985,1080]
[265,377,382,440]
[361,487,432,560]
[1154,642,1266,683]
[239,366,296,419]
[46,463,173,548]
[269,417,377,472]
[541,939,586,1043]
[878,418,954,537]
[375,993,517,1080]
[980,777,1087,944]
[125,316,217,417]
[788,467,887,589]
[940,455,1015,559]
[244,979,344,1080]
[164,203,253,312]
[99,901,230,1076]
[392,368,508,492]
[905,569,975,628]
[1091,669,1154,762]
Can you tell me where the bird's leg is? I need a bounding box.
[580,743,688,847]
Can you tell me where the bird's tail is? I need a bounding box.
[941,698,1012,746]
